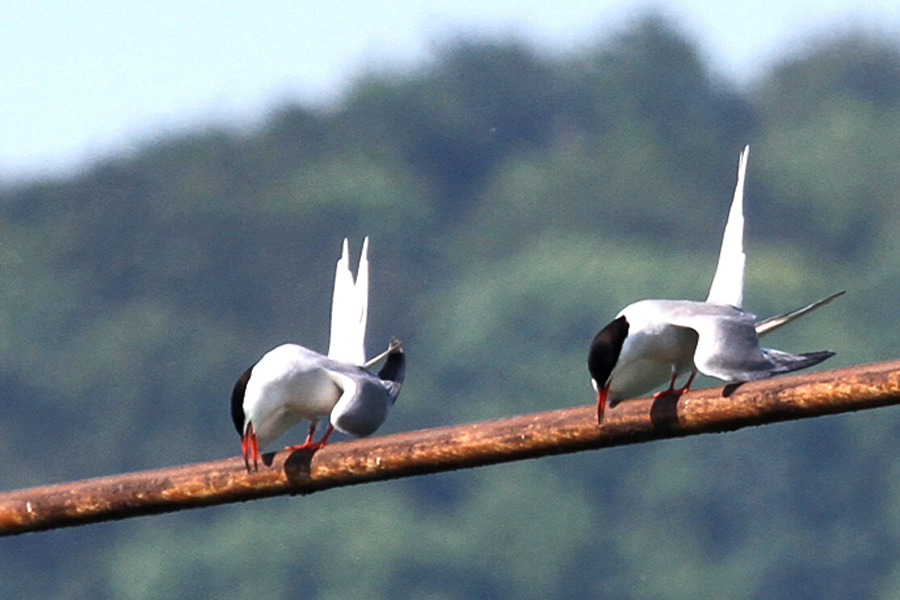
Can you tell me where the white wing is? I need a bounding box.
[327,237,369,366]
[706,145,749,308]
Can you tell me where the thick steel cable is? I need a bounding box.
[1,359,898,536]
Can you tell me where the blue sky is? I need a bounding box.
[2,1,898,181]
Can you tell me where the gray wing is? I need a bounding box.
[668,303,835,382]
[676,307,775,381]
[322,360,391,437]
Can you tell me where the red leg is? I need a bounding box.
[653,371,697,399]
[302,422,317,446]
[286,422,317,450]
[653,372,680,399]
[305,424,335,451]
[286,423,335,452]
[674,371,697,396]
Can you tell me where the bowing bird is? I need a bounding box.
[589,146,841,423]
[232,238,405,470]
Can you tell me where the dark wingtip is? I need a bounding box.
[803,350,836,364]
[793,350,837,372]
[378,337,405,403]
[231,366,253,435]
[378,338,405,380]
[764,348,836,375]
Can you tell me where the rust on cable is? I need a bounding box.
[0,359,899,536]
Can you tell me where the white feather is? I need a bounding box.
[755,291,846,337]
[327,237,369,366]
[706,145,749,308]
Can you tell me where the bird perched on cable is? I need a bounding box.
[231,238,406,471]
[588,146,842,423]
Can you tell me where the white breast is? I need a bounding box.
[243,344,342,449]
[607,300,699,401]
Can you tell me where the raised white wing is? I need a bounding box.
[706,145,749,308]
[327,237,369,366]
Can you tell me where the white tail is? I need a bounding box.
[328,237,369,366]
[706,145,749,308]
[755,291,845,337]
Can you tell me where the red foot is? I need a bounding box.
[242,421,338,472]
[285,424,335,453]
[652,371,697,400]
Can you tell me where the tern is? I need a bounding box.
[231,238,405,471]
[588,146,841,423]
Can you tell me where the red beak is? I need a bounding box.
[597,383,610,424]
[241,423,259,472]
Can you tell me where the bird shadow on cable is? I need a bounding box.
[282,448,316,484]
[649,382,747,427]
[721,382,744,397]
[259,452,277,468]
[649,394,681,428]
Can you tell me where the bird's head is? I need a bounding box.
[230,366,253,435]
[588,315,629,400]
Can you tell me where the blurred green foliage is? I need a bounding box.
[1,14,900,600]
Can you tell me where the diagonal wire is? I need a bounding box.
[1,359,899,536]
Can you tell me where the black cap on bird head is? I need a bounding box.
[230,366,253,435]
[588,316,629,389]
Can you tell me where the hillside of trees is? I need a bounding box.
[2,14,900,599]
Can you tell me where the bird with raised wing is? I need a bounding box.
[589,147,841,423]
[232,238,405,471]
